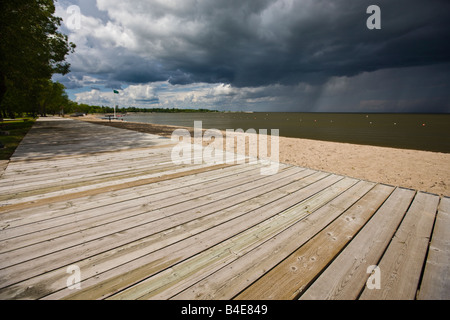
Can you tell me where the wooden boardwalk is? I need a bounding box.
[0,117,448,300]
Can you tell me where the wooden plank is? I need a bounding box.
[0,162,232,211]
[40,172,340,300]
[0,163,260,232]
[359,192,440,300]
[0,160,182,199]
[0,165,295,257]
[0,147,174,183]
[11,141,170,162]
[0,168,318,295]
[300,187,416,300]
[104,177,357,300]
[0,165,268,247]
[171,180,380,300]
[5,145,176,174]
[0,154,173,192]
[234,183,394,300]
[2,145,175,174]
[0,144,248,205]
[1,119,245,206]
[0,148,247,201]
[9,119,171,161]
[0,168,316,299]
[0,154,204,200]
[418,196,450,300]
[0,166,299,267]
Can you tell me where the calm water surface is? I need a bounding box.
[123,112,450,153]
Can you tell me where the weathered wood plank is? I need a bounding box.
[9,118,171,161]
[105,177,357,300]
[2,145,175,174]
[0,168,315,299]
[234,183,394,300]
[0,166,299,267]
[0,162,231,209]
[171,180,379,300]
[299,187,416,300]
[0,160,183,200]
[0,162,258,229]
[0,168,318,296]
[0,165,269,248]
[0,147,174,183]
[359,192,439,300]
[0,157,205,202]
[0,154,174,193]
[41,173,340,300]
[418,197,450,300]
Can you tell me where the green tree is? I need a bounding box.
[37,80,69,115]
[0,0,75,117]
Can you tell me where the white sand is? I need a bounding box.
[276,136,449,196]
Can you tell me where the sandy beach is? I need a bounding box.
[78,116,449,197]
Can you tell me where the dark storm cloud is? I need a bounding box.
[58,0,450,112]
[62,0,450,87]
[122,0,450,87]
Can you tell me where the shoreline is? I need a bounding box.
[77,115,449,196]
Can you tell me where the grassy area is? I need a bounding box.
[0,118,36,160]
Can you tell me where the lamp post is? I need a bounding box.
[113,89,119,119]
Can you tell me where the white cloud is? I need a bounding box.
[56,2,136,49]
[75,89,112,106]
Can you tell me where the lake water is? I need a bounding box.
[123,112,450,153]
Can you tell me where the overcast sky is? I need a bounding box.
[53,0,450,112]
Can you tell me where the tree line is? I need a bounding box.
[0,0,75,118]
[116,107,219,113]
[64,104,219,115]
